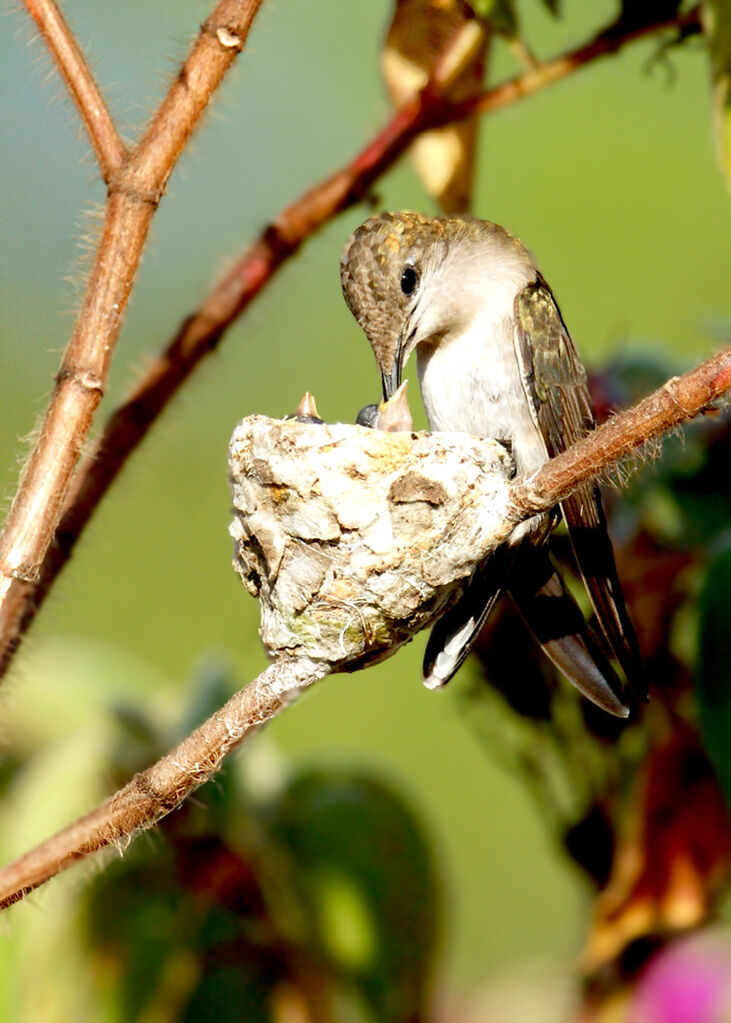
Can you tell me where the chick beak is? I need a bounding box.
[375,380,413,432]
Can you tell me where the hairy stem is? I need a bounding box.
[509,349,731,521]
[0,0,264,607]
[23,0,125,180]
[0,657,325,910]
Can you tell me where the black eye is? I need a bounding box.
[400,266,419,296]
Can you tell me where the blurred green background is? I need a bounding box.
[0,0,729,1014]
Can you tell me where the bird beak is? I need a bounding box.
[381,334,403,400]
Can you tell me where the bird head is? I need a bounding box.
[340,211,534,398]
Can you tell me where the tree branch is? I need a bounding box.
[451,6,701,124]
[0,657,324,910]
[0,4,698,680]
[0,1,264,610]
[23,0,125,181]
[0,347,728,911]
[509,348,731,521]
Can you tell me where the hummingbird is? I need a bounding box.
[341,211,645,717]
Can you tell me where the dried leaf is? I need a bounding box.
[583,722,731,975]
[381,0,489,211]
[697,543,731,802]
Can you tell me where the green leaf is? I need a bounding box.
[470,0,518,37]
[696,542,731,801]
[265,769,441,1023]
[702,0,731,186]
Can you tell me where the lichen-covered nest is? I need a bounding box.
[229,416,514,672]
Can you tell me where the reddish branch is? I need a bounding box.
[0,5,700,680]
[0,349,727,911]
[23,0,125,180]
[456,6,702,123]
[0,1,264,616]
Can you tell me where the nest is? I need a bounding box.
[229,415,515,673]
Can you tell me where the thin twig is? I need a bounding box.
[0,1,264,608]
[509,348,731,522]
[0,347,729,910]
[453,6,701,123]
[23,0,125,181]
[0,5,698,680]
[0,657,325,909]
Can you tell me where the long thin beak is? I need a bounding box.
[381,335,403,400]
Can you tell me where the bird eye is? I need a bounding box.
[400,266,419,296]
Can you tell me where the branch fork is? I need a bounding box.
[0,0,264,601]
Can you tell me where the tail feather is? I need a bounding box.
[561,487,646,702]
[509,547,630,718]
[423,536,633,719]
[423,544,517,690]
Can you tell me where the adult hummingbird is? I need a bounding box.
[341,211,644,717]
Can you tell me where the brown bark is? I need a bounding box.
[23,0,125,181]
[0,0,264,609]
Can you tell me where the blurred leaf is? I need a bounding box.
[102,657,241,794]
[563,802,615,887]
[176,657,239,739]
[702,0,731,186]
[85,808,286,1021]
[613,530,693,665]
[592,355,731,552]
[593,351,678,411]
[0,755,22,799]
[106,702,162,781]
[469,0,517,37]
[665,420,731,546]
[182,963,272,1023]
[265,769,440,1023]
[697,543,731,801]
[86,844,197,1022]
[82,761,439,1022]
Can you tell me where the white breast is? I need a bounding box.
[416,309,547,475]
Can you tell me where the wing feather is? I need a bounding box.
[513,277,645,699]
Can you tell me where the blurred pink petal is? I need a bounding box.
[629,932,731,1023]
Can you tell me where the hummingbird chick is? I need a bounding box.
[285,392,324,425]
[341,212,644,717]
[357,380,414,432]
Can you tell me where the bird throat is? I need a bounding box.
[416,309,547,477]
